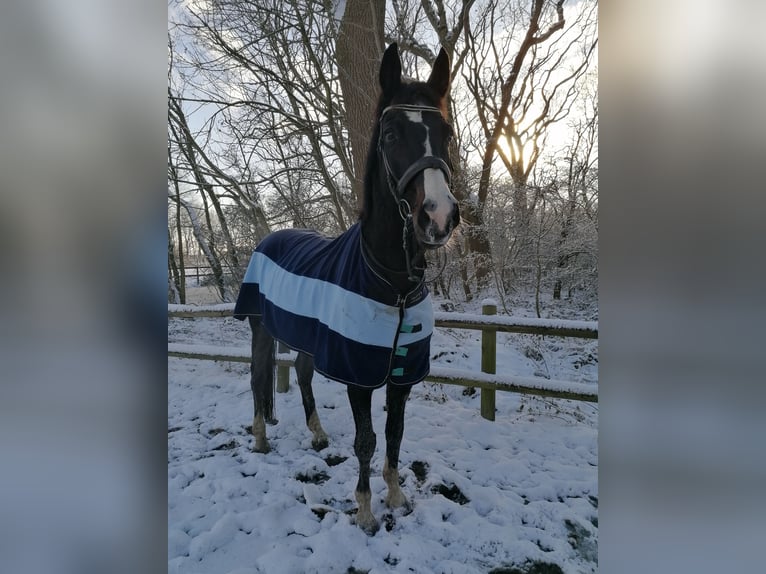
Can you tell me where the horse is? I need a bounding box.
[233,42,460,534]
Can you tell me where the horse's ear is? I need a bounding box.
[427,47,450,99]
[380,43,402,98]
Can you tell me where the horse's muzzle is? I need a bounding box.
[418,199,460,247]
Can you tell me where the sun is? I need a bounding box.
[494,122,572,170]
[495,132,535,168]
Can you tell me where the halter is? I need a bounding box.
[377,104,452,282]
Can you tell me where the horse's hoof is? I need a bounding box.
[385,489,409,510]
[252,442,270,454]
[312,440,328,452]
[355,512,380,535]
[311,437,329,451]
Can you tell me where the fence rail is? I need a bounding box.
[168,303,598,418]
[168,304,598,340]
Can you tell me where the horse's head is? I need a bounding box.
[376,43,460,248]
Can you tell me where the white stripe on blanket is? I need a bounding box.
[243,251,433,348]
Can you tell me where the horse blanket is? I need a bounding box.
[233,222,433,388]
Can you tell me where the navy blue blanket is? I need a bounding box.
[233,223,433,388]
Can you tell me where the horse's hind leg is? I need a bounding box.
[383,383,411,509]
[294,352,328,451]
[347,386,378,534]
[248,317,275,453]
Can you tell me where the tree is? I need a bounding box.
[168,89,238,300]
[461,0,597,287]
[167,0,598,308]
[553,85,598,299]
[336,0,387,207]
[170,0,356,234]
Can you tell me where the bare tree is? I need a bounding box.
[167,0,598,306]
[553,85,598,299]
[170,0,356,233]
[168,90,238,300]
[461,0,597,287]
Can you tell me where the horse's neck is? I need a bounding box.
[361,181,425,294]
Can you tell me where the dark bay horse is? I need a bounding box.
[233,43,460,533]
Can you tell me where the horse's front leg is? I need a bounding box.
[347,386,378,534]
[383,383,411,509]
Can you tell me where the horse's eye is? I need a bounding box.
[384,129,396,143]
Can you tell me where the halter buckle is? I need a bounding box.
[398,198,412,221]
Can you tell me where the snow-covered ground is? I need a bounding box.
[168,292,598,573]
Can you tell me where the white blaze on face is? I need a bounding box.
[405,111,456,235]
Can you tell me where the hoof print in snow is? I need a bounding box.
[324,454,347,467]
[382,512,395,532]
[383,553,399,565]
[212,439,238,451]
[431,483,469,505]
[295,470,330,484]
[489,561,564,574]
[310,507,330,519]
[410,460,429,484]
[207,428,225,437]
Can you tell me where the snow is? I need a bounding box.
[169,296,598,573]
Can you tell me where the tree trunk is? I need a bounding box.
[553,197,576,299]
[168,229,183,304]
[462,202,492,290]
[169,144,186,304]
[336,0,386,210]
[176,190,228,301]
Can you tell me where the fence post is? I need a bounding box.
[276,341,290,393]
[480,299,497,421]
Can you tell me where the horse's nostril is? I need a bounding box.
[423,199,436,213]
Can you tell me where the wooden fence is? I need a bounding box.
[168,302,598,420]
[183,266,235,286]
